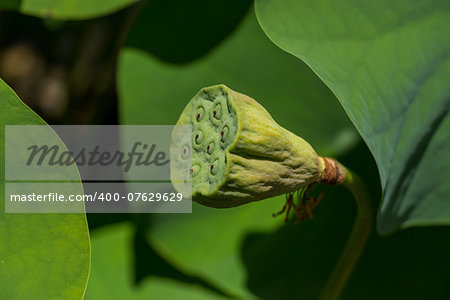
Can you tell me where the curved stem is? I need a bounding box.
[319,164,372,300]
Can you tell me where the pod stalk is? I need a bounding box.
[318,163,372,300]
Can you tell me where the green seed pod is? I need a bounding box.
[170,84,325,208]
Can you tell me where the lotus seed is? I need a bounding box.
[195,106,205,121]
[190,164,200,178]
[220,126,229,142]
[210,160,219,175]
[207,142,215,155]
[181,145,190,159]
[194,130,204,144]
[213,103,222,119]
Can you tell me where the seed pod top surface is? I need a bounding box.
[171,84,324,208]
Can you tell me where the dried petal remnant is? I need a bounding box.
[319,157,346,185]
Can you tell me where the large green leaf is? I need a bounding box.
[255,0,450,234]
[0,0,135,19]
[118,9,358,297]
[0,79,90,299]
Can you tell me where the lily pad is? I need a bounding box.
[255,0,450,234]
[0,78,90,299]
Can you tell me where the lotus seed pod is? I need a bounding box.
[170,84,325,208]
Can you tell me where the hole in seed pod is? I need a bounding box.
[207,142,215,155]
[193,130,203,144]
[220,126,229,142]
[210,159,218,175]
[195,107,205,122]
[180,145,190,159]
[212,103,222,120]
[190,164,200,178]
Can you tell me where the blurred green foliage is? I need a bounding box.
[126,0,253,63]
[0,0,136,19]
[84,222,228,300]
